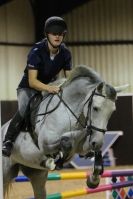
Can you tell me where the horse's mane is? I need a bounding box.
[64,65,102,86]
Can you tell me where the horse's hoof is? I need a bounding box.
[40,158,56,171]
[45,158,56,171]
[54,151,63,163]
[86,174,100,188]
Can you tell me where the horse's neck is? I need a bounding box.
[62,79,96,113]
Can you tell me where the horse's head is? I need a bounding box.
[83,82,117,151]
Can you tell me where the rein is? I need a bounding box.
[57,88,107,135]
[35,87,106,135]
[56,91,85,129]
[36,91,63,117]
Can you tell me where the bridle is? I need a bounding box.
[56,88,107,136]
[36,87,107,135]
[82,88,107,136]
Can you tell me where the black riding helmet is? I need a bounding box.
[44,16,67,35]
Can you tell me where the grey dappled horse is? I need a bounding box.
[2,65,117,199]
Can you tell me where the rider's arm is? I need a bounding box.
[64,70,71,78]
[63,49,72,78]
[58,69,71,79]
[28,69,60,93]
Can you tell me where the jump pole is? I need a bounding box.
[29,181,133,199]
[0,102,3,198]
[15,170,133,182]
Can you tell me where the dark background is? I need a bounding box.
[1,0,91,41]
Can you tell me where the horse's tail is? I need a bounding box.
[3,162,20,199]
[4,181,13,199]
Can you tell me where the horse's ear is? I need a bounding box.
[114,84,129,93]
[97,82,105,93]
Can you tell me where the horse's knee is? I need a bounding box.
[60,136,72,146]
[60,136,72,151]
[59,136,73,160]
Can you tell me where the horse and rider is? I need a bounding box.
[2,16,72,157]
[2,16,119,199]
[2,63,118,198]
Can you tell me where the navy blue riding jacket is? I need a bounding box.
[18,38,72,88]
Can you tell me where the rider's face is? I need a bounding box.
[47,33,64,48]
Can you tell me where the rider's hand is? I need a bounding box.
[46,85,60,93]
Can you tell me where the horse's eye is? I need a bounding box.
[93,107,99,112]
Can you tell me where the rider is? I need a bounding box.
[2,16,72,157]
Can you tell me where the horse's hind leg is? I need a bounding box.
[3,158,19,198]
[20,165,48,199]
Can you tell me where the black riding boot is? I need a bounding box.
[2,111,24,157]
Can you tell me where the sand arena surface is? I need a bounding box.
[5,166,133,199]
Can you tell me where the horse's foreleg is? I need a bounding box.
[20,165,48,199]
[85,131,104,188]
[93,150,104,175]
[60,130,86,154]
[86,150,103,188]
[55,130,83,169]
[55,135,73,169]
